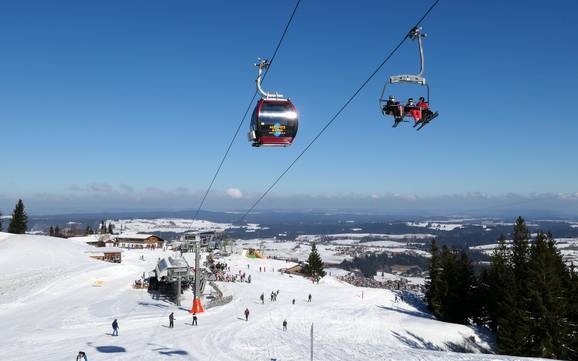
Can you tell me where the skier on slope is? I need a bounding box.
[244,308,250,321]
[169,312,174,328]
[111,319,119,336]
[308,294,312,302]
[283,320,287,331]
[76,351,88,361]
[260,293,265,304]
[192,313,198,326]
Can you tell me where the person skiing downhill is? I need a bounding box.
[76,351,88,361]
[192,313,198,326]
[169,312,174,328]
[244,308,250,321]
[283,320,287,331]
[260,293,265,304]
[308,294,312,302]
[112,319,119,336]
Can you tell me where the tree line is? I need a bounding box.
[341,252,431,278]
[48,221,114,238]
[0,199,115,238]
[425,216,578,360]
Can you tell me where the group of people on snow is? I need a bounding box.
[168,311,198,328]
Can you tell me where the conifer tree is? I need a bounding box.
[303,243,326,280]
[425,240,445,318]
[54,226,61,238]
[107,223,114,234]
[49,226,54,237]
[0,210,3,232]
[434,247,475,324]
[566,263,578,360]
[525,232,569,359]
[496,218,532,356]
[8,199,28,234]
[474,267,491,326]
[454,251,476,323]
[486,235,512,332]
[511,216,530,281]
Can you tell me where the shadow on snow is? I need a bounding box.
[148,343,189,357]
[95,346,126,353]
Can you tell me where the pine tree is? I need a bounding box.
[566,263,578,360]
[453,251,476,324]
[303,243,326,280]
[525,232,569,359]
[425,240,445,318]
[107,223,114,234]
[8,199,28,234]
[474,267,491,326]
[49,226,54,237]
[0,210,3,232]
[433,246,475,325]
[486,235,512,332]
[496,217,532,356]
[511,216,530,281]
[54,226,61,238]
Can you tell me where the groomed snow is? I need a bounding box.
[0,232,555,361]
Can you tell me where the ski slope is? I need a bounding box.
[0,233,554,361]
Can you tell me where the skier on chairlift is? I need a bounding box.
[415,96,437,127]
[382,95,404,124]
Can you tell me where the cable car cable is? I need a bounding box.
[236,0,440,224]
[193,0,302,221]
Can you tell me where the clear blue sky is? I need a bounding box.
[1,0,577,213]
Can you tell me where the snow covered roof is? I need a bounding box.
[115,233,157,240]
[84,247,124,254]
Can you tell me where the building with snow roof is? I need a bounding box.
[84,247,124,263]
[114,233,164,249]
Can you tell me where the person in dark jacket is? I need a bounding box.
[169,312,174,328]
[112,319,119,336]
[382,95,404,123]
[282,320,287,331]
[192,313,198,326]
[260,293,265,304]
[76,351,88,361]
[308,294,312,302]
[244,308,250,321]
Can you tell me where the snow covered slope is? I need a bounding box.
[0,233,554,360]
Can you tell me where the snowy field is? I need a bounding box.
[407,221,463,231]
[237,237,430,265]
[106,218,267,234]
[0,232,556,361]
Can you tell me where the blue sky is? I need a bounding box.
[1,0,577,214]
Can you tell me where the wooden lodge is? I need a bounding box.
[85,247,124,263]
[113,233,164,249]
